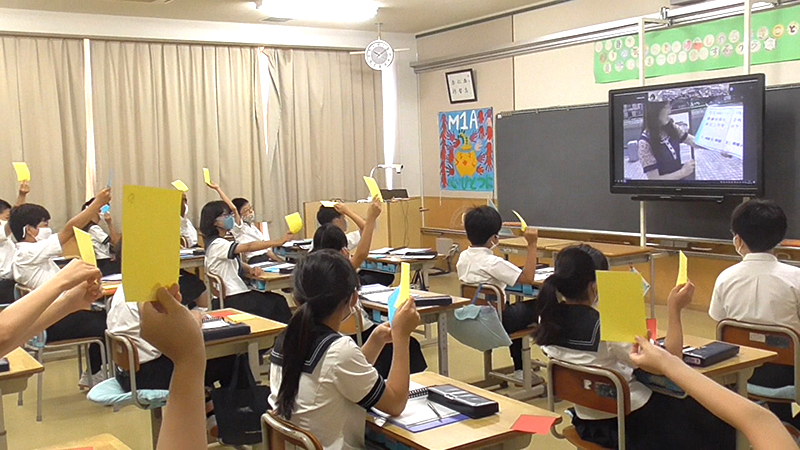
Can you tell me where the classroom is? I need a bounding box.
[1,0,800,449]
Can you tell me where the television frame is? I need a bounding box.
[608,73,765,198]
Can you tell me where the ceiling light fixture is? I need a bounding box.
[255,0,379,23]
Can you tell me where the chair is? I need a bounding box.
[262,410,323,450]
[15,283,108,422]
[206,272,227,310]
[88,331,169,449]
[180,236,190,248]
[717,320,800,402]
[547,359,631,450]
[460,283,546,400]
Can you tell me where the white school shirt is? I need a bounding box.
[204,237,249,297]
[180,216,198,248]
[88,224,113,260]
[456,246,522,291]
[106,286,161,364]
[709,253,800,334]
[541,342,652,420]
[269,337,384,450]
[231,221,269,260]
[0,225,15,280]
[13,234,63,289]
[308,230,361,252]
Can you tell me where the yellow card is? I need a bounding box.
[122,185,181,302]
[285,212,303,234]
[73,227,97,267]
[228,313,257,323]
[320,201,338,207]
[512,210,528,231]
[676,250,688,285]
[203,168,212,186]
[13,162,30,182]
[171,180,189,192]
[395,262,411,310]
[596,271,647,343]
[363,176,383,202]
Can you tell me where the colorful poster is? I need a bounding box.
[594,4,800,83]
[439,108,494,191]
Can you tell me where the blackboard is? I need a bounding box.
[496,84,800,240]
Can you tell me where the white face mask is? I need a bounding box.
[35,227,52,242]
[733,236,744,257]
[243,213,255,223]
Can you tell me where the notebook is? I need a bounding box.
[372,382,467,433]
[358,285,452,307]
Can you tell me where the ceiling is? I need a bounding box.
[0,0,554,34]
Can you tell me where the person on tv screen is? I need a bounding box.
[637,102,698,180]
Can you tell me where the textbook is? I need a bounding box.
[372,382,467,433]
[358,285,452,307]
[201,316,251,342]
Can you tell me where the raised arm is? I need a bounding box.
[515,228,539,285]
[373,298,419,416]
[103,212,122,247]
[350,199,382,269]
[664,281,694,358]
[631,336,797,450]
[334,203,366,232]
[207,183,241,226]
[15,181,29,207]
[59,188,111,246]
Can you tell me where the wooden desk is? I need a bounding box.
[205,309,286,376]
[180,254,205,274]
[35,433,131,450]
[247,271,293,293]
[366,372,560,450]
[360,291,471,377]
[0,348,44,450]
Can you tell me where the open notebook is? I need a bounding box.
[371,382,467,433]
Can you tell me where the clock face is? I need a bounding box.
[364,39,395,70]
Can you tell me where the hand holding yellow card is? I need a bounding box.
[13,162,30,182]
[122,186,181,302]
[363,176,383,202]
[73,227,97,267]
[171,180,189,192]
[512,210,528,231]
[203,168,212,186]
[596,271,647,343]
[396,262,411,309]
[285,212,303,234]
[676,250,688,285]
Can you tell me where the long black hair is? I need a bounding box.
[643,101,681,146]
[198,201,230,243]
[533,246,605,346]
[275,249,360,419]
[311,223,348,251]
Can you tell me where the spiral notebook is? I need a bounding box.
[371,382,467,433]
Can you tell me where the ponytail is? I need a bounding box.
[276,303,314,419]
[533,275,567,345]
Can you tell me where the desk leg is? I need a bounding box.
[0,388,7,450]
[735,370,751,450]
[248,342,261,378]
[437,314,449,377]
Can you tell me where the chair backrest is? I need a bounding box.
[262,411,323,450]
[461,283,506,321]
[206,273,226,309]
[547,359,631,449]
[717,319,800,400]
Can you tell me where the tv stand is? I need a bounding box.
[631,195,725,203]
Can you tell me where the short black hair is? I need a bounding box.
[317,206,342,225]
[199,201,231,241]
[463,206,502,246]
[232,198,249,215]
[731,199,787,253]
[0,199,11,215]
[9,204,50,242]
[82,198,95,210]
[312,223,347,251]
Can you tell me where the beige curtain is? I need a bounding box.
[0,36,86,228]
[263,48,383,230]
[90,41,267,225]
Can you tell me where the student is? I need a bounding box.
[630,336,798,450]
[139,285,209,450]
[199,200,293,323]
[0,259,102,358]
[230,197,281,265]
[180,191,198,248]
[536,245,735,450]
[269,250,420,449]
[311,201,428,377]
[0,181,29,304]
[80,198,121,276]
[9,188,111,386]
[456,205,540,383]
[317,203,393,286]
[637,101,697,180]
[708,199,800,427]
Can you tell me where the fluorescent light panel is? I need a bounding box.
[256,0,379,22]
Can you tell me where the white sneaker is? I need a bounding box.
[511,369,545,386]
[78,371,106,389]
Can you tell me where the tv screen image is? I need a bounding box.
[610,74,764,197]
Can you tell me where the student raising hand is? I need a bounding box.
[140,284,207,450]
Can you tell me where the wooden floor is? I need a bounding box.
[8,271,723,449]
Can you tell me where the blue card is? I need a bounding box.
[107,170,114,188]
[387,287,400,323]
[101,205,110,214]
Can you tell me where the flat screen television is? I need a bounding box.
[609,74,764,198]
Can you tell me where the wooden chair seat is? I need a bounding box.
[509,327,536,340]
[563,426,612,450]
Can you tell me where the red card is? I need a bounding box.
[511,415,558,435]
[646,318,658,340]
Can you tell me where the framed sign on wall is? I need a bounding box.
[446,69,477,104]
